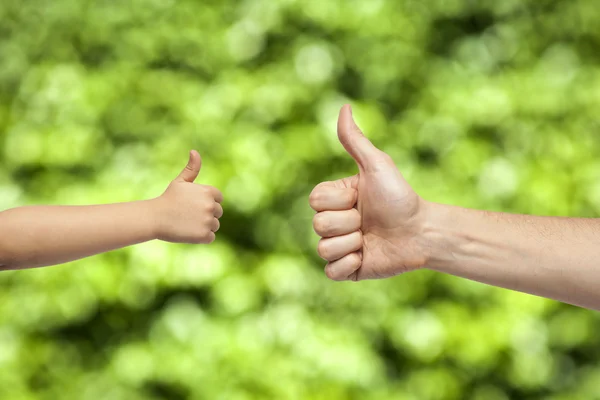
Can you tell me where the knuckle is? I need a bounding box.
[344,189,358,206]
[348,252,362,266]
[324,265,345,281]
[197,230,215,244]
[313,214,329,235]
[350,213,362,230]
[317,240,330,260]
[194,229,210,243]
[324,265,337,281]
[309,189,322,206]
[351,124,363,136]
[351,230,364,246]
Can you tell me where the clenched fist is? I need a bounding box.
[153,150,223,244]
[309,105,431,281]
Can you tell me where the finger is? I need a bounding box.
[317,231,363,262]
[175,150,202,183]
[214,203,223,218]
[312,178,359,190]
[324,252,362,281]
[313,209,361,238]
[205,231,216,244]
[309,186,357,212]
[337,105,384,171]
[211,218,220,232]
[211,187,224,203]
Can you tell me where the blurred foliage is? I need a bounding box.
[1,0,600,399]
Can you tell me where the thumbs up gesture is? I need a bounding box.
[154,150,224,244]
[309,105,429,281]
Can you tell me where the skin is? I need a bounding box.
[310,105,600,311]
[0,150,223,271]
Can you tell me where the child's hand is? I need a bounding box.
[153,150,224,244]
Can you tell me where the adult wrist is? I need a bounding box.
[418,200,462,272]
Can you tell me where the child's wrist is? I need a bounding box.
[144,198,164,241]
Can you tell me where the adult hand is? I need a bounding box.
[309,105,430,281]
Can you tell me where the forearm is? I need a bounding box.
[0,201,158,270]
[422,201,600,310]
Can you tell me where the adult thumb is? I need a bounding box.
[337,105,381,170]
[175,150,202,183]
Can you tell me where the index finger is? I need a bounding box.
[211,187,224,203]
[202,185,223,203]
[309,186,357,212]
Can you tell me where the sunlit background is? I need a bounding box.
[1,0,600,399]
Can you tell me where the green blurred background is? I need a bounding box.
[1,0,600,399]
